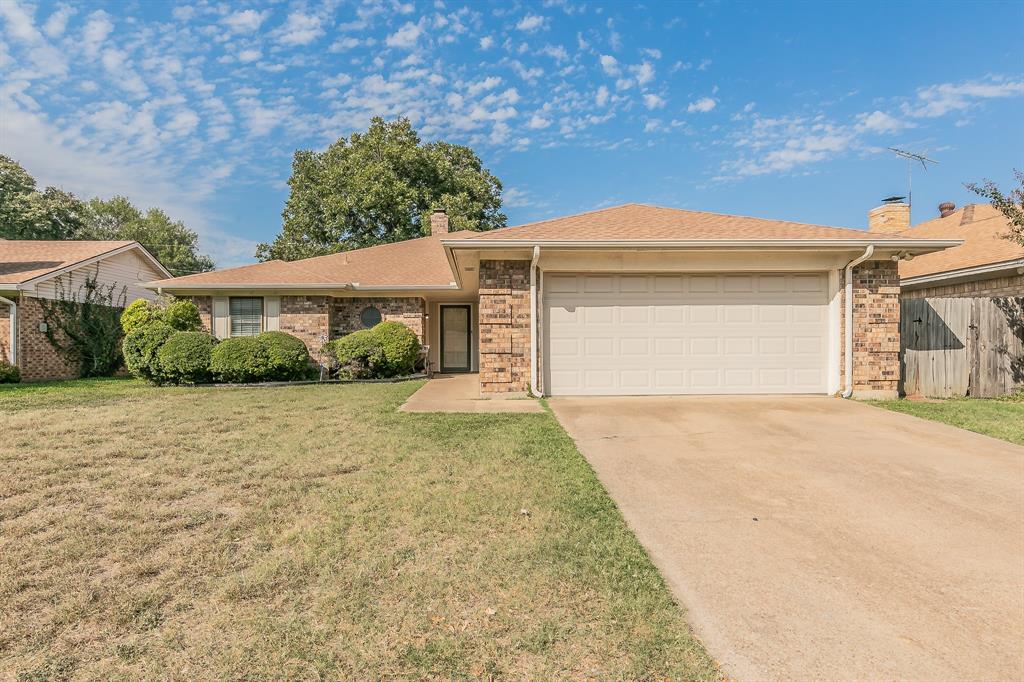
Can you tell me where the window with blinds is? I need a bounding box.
[229,297,263,337]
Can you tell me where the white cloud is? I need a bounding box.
[81,10,113,57]
[516,14,547,32]
[527,113,551,129]
[595,85,609,106]
[237,49,261,64]
[631,61,654,86]
[599,54,619,76]
[479,35,494,49]
[687,97,717,113]
[643,93,665,110]
[43,4,75,38]
[274,12,324,46]
[540,44,568,62]
[855,110,911,134]
[697,59,712,71]
[503,187,532,208]
[466,76,502,95]
[222,9,268,33]
[641,48,662,60]
[385,20,422,49]
[903,78,1024,118]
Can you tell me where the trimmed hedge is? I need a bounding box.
[123,321,175,384]
[326,321,420,379]
[158,332,216,385]
[210,332,311,383]
[0,361,20,384]
[121,298,202,335]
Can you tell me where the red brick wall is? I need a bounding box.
[16,297,79,382]
[331,297,425,342]
[478,260,531,394]
[279,296,331,357]
[839,260,900,395]
[902,273,1024,299]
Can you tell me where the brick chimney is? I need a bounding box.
[938,201,956,218]
[868,199,910,234]
[429,208,449,235]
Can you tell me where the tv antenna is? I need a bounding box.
[888,147,938,223]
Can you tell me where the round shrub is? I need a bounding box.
[163,298,203,331]
[0,360,20,384]
[123,321,175,383]
[121,299,160,335]
[372,321,421,377]
[210,336,270,383]
[326,329,382,379]
[157,332,216,385]
[258,331,312,381]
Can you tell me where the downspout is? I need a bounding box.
[530,245,541,396]
[0,294,17,367]
[841,245,874,398]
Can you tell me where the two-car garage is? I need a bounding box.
[543,272,832,395]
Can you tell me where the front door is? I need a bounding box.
[440,305,472,373]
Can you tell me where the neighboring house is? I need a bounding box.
[877,201,1023,298]
[148,204,959,399]
[0,241,171,381]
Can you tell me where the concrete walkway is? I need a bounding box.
[399,373,544,413]
[550,395,1024,681]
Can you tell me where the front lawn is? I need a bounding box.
[867,394,1024,446]
[0,379,717,679]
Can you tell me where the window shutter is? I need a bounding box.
[213,297,229,339]
[264,297,280,331]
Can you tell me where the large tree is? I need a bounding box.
[80,197,215,276]
[256,117,506,261]
[0,155,86,240]
[0,155,215,277]
[968,169,1024,247]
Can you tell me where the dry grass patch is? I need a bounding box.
[0,379,717,680]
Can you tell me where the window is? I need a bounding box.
[230,297,263,337]
[360,306,382,328]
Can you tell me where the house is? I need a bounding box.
[147,204,959,399]
[0,240,171,381]
[885,201,1024,298]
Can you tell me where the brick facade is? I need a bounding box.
[478,260,531,395]
[331,297,425,342]
[279,296,332,357]
[11,297,79,382]
[840,260,901,397]
[187,296,213,332]
[902,273,1024,299]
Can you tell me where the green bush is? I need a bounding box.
[326,322,420,379]
[259,331,312,381]
[120,299,160,335]
[0,361,20,384]
[121,298,202,335]
[210,337,268,383]
[123,321,175,383]
[372,321,421,377]
[163,299,203,332]
[157,332,216,384]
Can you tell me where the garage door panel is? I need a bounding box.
[545,272,830,395]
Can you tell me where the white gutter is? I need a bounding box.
[530,245,540,397]
[144,282,460,291]
[842,245,874,399]
[0,294,16,367]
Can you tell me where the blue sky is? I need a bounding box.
[2,0,1022,267]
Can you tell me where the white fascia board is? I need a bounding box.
[145,282,460,292]
[900,258,1024,288]
[441,238,962,251]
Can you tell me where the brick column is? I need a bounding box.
[478,260,530,394]
[840,260,900,398]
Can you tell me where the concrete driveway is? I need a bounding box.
[549,396,1024,681]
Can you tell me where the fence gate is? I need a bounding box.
[901,296,1024,398]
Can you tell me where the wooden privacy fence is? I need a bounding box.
[901,296,1024,398]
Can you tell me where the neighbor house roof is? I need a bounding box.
[899,204,1024,281]
[454,203,934,243]
[151,231,475,290]
[0,240,170,287]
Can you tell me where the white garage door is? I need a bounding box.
[544,273,830,395]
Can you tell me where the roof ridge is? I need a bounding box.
[464,203,649,238]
